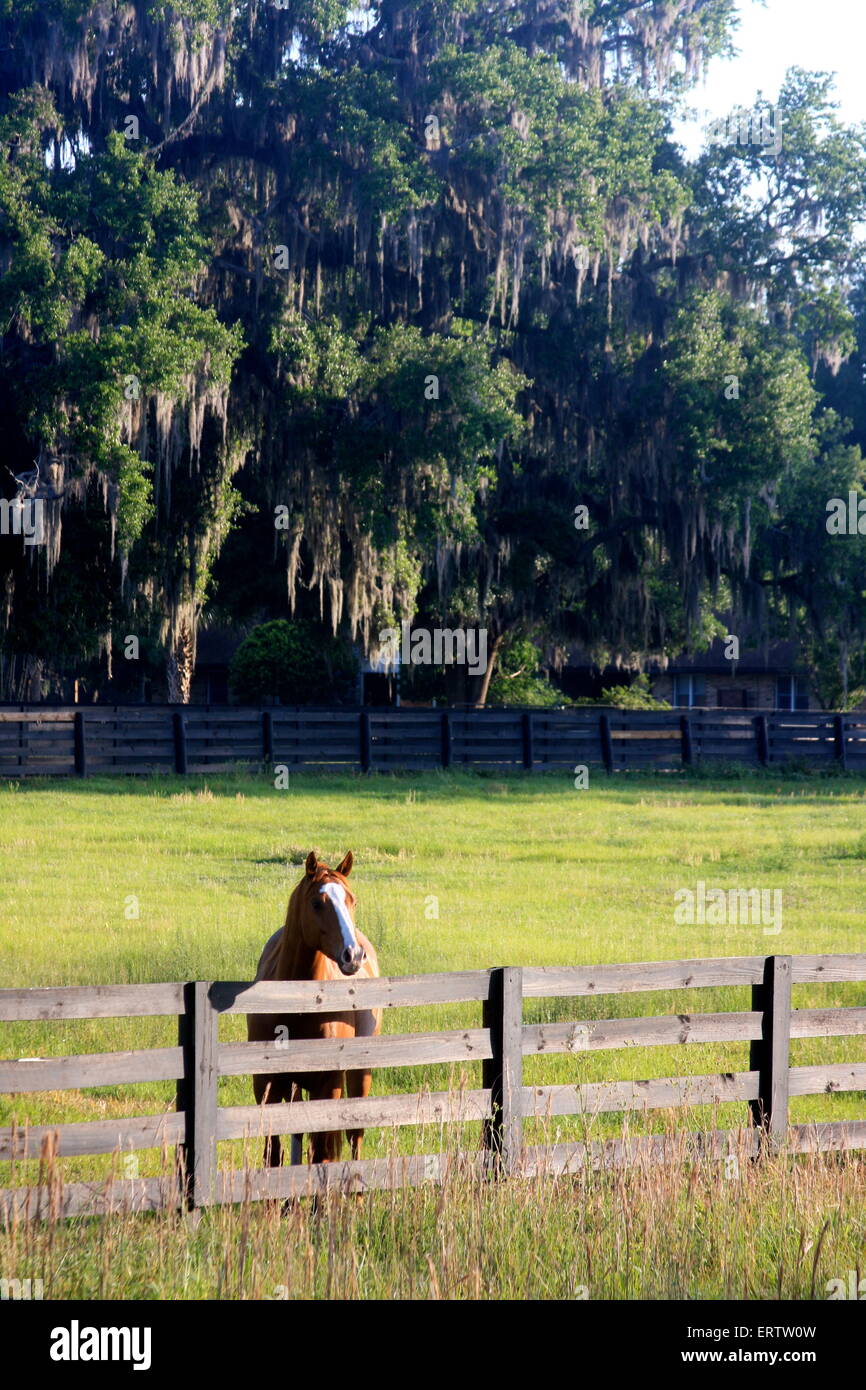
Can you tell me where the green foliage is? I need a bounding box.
[427,43,688,254]
[0,1,93,18]
[662,290,817,510]
[228,619,358,704]
[487,636,560,707]
[267,314,528,610]
[598,675,670,711]
[692,69,866,314]
[0,99,243,548]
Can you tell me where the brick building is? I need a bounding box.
[647,639,812,710]
[556,637,815,710]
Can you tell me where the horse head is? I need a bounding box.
[297,850,366,976]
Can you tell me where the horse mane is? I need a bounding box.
[275,863,351,977]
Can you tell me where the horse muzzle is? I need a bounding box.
[338,945,366,975]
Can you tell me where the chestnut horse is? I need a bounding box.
[248,850,381,1167]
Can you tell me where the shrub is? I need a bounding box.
[575,674,671,710]
[229,620,358,704]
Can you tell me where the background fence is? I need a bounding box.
[2,953,865,1221]
[2,706,866,776]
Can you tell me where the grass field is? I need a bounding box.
[1,767,865,1298]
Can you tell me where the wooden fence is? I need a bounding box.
[1,954,865,1221]
[2,705,866,776]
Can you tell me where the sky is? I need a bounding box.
[673,0,866,157]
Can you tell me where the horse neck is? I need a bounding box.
[275,882,317,980]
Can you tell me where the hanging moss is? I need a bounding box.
[4,0,853,700]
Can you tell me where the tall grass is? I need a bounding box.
[2,1128,864,1300]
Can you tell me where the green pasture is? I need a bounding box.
[1,767,865,1184]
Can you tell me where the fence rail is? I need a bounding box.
[1,954,865,1221]
[2,705,866,777]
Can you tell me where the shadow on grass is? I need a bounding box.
[4,762,866,808]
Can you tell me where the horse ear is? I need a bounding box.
[305,851,318,877]
[336,851,353,878]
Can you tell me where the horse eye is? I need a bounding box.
[313,897,325,911]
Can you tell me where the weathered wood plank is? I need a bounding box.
[522,954,866,997]
[218,1088,491,1139]
[219,1029,492,1076]
[180,742,263,755]
[500,968,524,1175]
[770,957,792,1146]
[524,958,766,996]
[0,1175,182,1222]
[791,955,866,982]
[784,1120,866,1153]
[524,1120,866,1176]
[190,981,219,1209]
[9,762,76,775]
[523,1128,764,1176]
[0,983,185,1021]
[0,1047,184,1092]
[523,1071,759,1117]
[212,970,493,1014]
[482,967,523,1175]
[523,1011,763,1053]
[0,1112,185,1160]
[212,1152,485,1203]
[0,711,76,723]
[749,956,792,1150]
[788,1063,866,1096]
[522,1007,866,1054]
[791,1007,866,1037]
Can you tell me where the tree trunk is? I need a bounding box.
[474,632,504,708]
[24,656,43,703]
[166,619,195,704]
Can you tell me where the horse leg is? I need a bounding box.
[309,1075,345,1165]
[289,1081,303,1166]
[345,1007,380,1162]
[253,1075,283,1168]
[345,1068,372,1161]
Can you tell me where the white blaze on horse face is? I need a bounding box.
[321,881,358,954]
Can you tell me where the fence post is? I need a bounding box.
[482,966,524,1177]
[521,712,534,771]
[680,714,693,768]
[360,711,372,773]
[834,713,847,770]
[749,955,792,1154]
[181,981,219,1211]
[754,714,769,767]
[73,711,87,778]
[599,713,614,773]
[176,989,190,1204]
[261,710,274,765]
[440,711,452,769]
[173,711,188,775]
